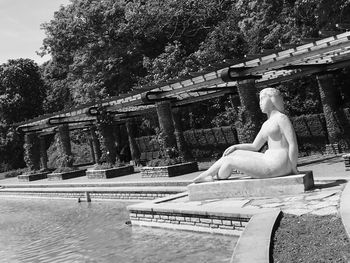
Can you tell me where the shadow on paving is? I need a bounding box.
[313,179,347,190]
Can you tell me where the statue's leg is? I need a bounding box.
[217,161,235,179]
[221,150,269,178]
[193,157,226,183]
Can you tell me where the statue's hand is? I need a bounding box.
[223,145,237,157]
[292,166,298,174]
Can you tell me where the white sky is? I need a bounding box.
[0,0,71,65]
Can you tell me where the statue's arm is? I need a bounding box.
[279,115,298,173]
[223,126,267,156]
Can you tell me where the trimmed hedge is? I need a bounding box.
[135,109,350,161]
[291,113,328,155]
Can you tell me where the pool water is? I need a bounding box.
[0,198,237,263]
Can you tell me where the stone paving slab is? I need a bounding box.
[164,178,345,217]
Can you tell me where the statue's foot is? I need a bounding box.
[193,173,213,183]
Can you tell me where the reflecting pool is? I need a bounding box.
[0,198,237,263]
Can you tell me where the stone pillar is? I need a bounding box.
[236,79,263,143]
[155,101,177,149]
[172,107,192,160]
[57,124,73,167]
[316,73,349,154]
[39,136,48,170]
[90,126,101,164]
[98,123,118,165]
[89,138,95,164]
[125,119,141,165]
[24,132,41,171]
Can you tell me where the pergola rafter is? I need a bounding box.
[16,31,350,133]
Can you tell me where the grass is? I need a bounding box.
[272,213,350,263]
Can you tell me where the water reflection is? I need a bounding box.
[0,198,237,263]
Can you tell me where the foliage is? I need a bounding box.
[23,134,40,172]
[229,106,260,144]
[0,59,45,123]
[52,132,74,168]
[0,59,45,170]
[277,80,322,116]
[40,0,141,104]
[1,168,28,178]
[146,128,183,167]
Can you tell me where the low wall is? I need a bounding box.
[129,210,248,235]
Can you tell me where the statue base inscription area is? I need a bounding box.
[188,171,314,201]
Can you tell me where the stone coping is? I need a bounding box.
[127,193,274,236]
[340,181,350,238]
[128,199,270,218]
[0,180,192,188]
[231,210,281,263]
[0,186,187,193]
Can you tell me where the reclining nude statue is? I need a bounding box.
[193,87,298,183]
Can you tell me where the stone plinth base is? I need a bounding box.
[188,171,314,201]
[47,169,86,180]
[86,165,134,179]
[18,172,49,182]
[141,162,198,178]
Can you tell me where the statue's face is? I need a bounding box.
[259,94,273,113]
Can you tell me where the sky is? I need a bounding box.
[0,0,71,65]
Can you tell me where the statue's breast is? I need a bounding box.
[264,120,282,141]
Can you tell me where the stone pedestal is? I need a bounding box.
[86,165,134,179]
[47,169,86,180]
[141,162,198,178]
[18,171,49,182]
[188,171,314,201]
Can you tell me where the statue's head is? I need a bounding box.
[259,88,284,113]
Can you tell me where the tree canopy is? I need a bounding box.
[0,59,46,170]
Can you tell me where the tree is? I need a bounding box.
[40,0,141,104]
[0,59,46,170]
[0,59,45,123]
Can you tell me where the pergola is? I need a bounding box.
[17,31,350,170]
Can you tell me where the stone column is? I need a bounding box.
[57,124,73,167]
[39,135,48,170]
[88,137,95,164]
[172,107,192,160]
[155,101,177,149]
[316,72,349,153]
[236,79,263,143]
[98,123,118,165]
[90,126,101,164]
[125,119,141,165]
[24,132,41,171]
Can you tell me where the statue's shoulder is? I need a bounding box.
[275,112,292,125]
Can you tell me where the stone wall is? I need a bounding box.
[129,209,249,235]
